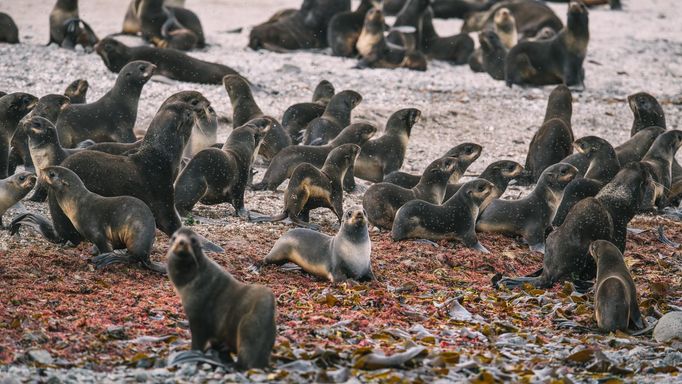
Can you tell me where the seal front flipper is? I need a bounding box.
[9,212,62,243]
[92,250,167,274]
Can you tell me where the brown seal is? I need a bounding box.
[0,171,36,228]
[264,206,374,282]
[590,240,644,332]
[167,227,276,369]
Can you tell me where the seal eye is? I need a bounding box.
[559,168,567,175]
[478,185,486,192]
[139,65,146,72]
[190,237,198,245]
[48,171,56,178]
[191,99,199,106]
[19,175,26,181]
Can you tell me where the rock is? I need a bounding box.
[653,311,682,342]
[135,372,147,382]
[27,349,53,365]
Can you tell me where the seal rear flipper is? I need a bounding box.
[168,350,228,369]
[251,212,289,223]
[494,275,550,290]
[9,212,62,243]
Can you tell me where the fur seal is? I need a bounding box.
[26,116,83,202]
[63,79,88,104]
[364,157,458,230]
[167,227,276,369]
[253,144,360,229]
[1,93,38,178]
[252,123,376,192]
[301,90,363,145]
[0,172,36,228]
[8,94,70,175]
[518,85,573,185]
[471,30,508,80]
[49,0,98,50]
[391,179,494,252]
[462,0,563,38]
[137,0,205,50]
[493,7,517,49]
[552,136,620,227]
[42,166,162,272]
[281,80,335,144]
[223,75,291,161]
[505,1,589,87]
[590,240,643,332]
[184,105,218,158]
[355,8,427,71]
[264,206,373,282]
[354,108,421,183]
[174,118,270,218]
[477,163,578,253]
[96,38,241,85]
[443,160,523,211]
[327,0,374,57]
[640,130,682,208]
[0,12,19,44]
[56,60,155,148]
[249,0,351,52]
[628,92,666,136]
[615,126,665,167]
[20,100,209,247]
[420,9,474,65]
[382,142,483,188]
[496,162,650,289]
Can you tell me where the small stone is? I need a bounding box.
[135,372,148,382]
[27,349,53,365]
[653,311,682,343]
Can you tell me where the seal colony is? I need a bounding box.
[0,0,680,377]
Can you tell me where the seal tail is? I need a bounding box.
[9,212,62,243]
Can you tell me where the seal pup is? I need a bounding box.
[590,240,644,332]
[476,30,508,80]
[355,8,428,71]
[496,162,650,289]
[640,130,682,208]
[477,163,578,253]
[223,75,291,161]
[518,85,573,185]
[63,79,88,104]
[253,144,360,229]
[628,92,665,136]
[251,123,376,192]
[391,179,494,252]
[443,160,524,212]
[354,108,421,182]
[553,136,620,226]
[249,0,350,52]
[264,206,374,282]
[138,0,205,50]
[48,0,98,50]
[363,157,458,230]
[462,0,563,38]
[1,93,38,178]
[420,9,474,65]
[0,13,19,44]
[96,38,242,85]
[281,80,335,144]
[8,94,70,175]
[184,105,218,158]
[301,90,363,146]
[493,7,517,49]
[0,172,36,228]
[41,166,162,272]
[505,1,588,87]
[27,116,84,202]
[327,0,375,57]
[174,118,270,218]
[167,227,276,369]
[56,60,155,147]
[615,126,665,167]
[383,142,483,188]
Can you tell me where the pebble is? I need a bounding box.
[27,349,53,365]
[653,311,682,343]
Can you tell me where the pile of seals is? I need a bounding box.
[0,0,678,373]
